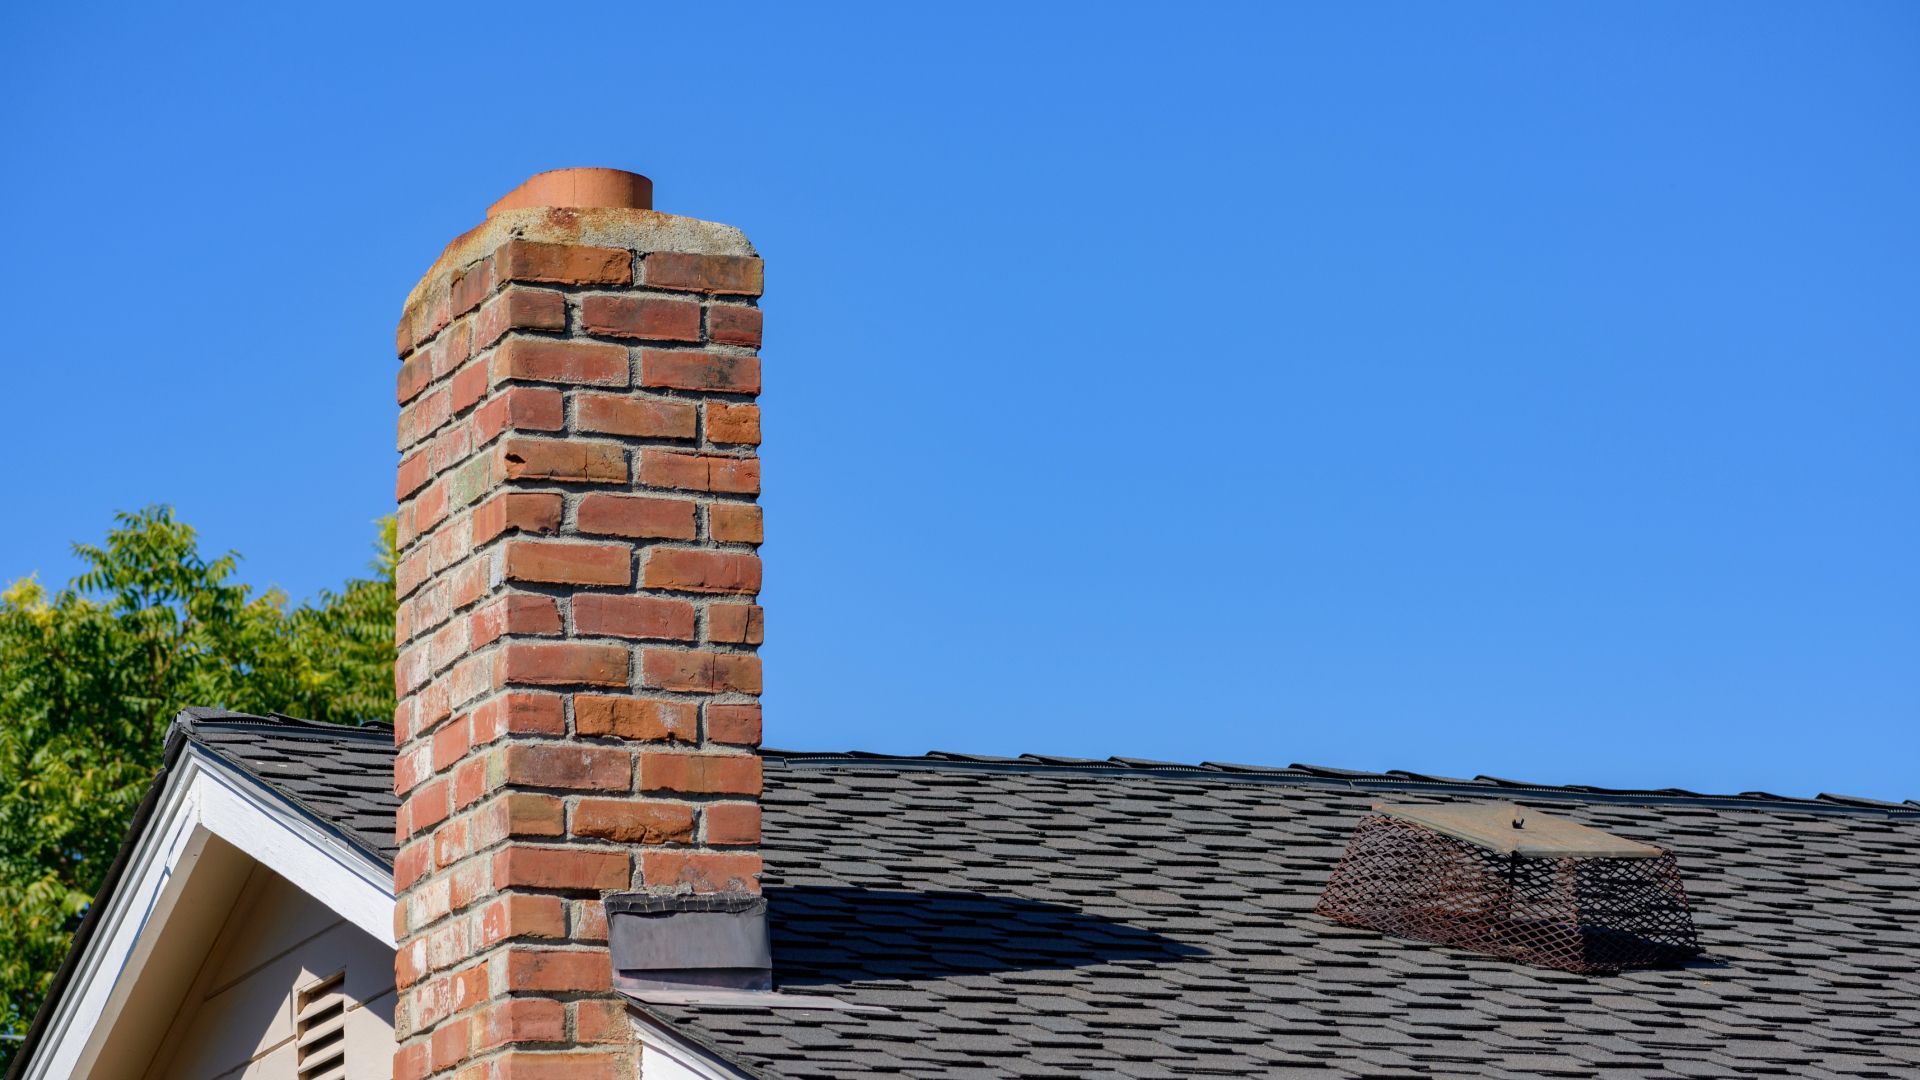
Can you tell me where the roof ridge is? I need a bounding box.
[759,748,1920,818]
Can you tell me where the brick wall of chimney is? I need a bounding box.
[390,183,765,1080]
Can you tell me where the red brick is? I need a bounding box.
[575,493,697,540]
[450,256,496,315]
[640,649,761,693]
[472,792,567,844]
[470,693,568,744]
[640,349,759,394]
[470,593,563,648]
[641,851,762,894]
[430,1014,472,1070]
[495,847,629,894]
[502,742,632,790]
[706,402,760,445]
[492,1050,626,1080]
[496,239,631,286]
[638,752,762,795]
[575,393,697,440]
[707,304,763,347]
[573,696,698,742]
[572,799,696,843]
[707,603,765,644]
[473,386,566,444]
[491,338,629,388]
[399,387,453,450]
[643,252,764,295]
[499,642,630,687]
[710,503,764,544]
[395,1041,431,1080]
[499,437,627,484]
[502,540,632,587]
[707,703,762,746]
[398,451,431,499]
[637,451,759,494]
[452,756,488,809]
[471,491,563,546]
[478,894,567,948]
[450,360,490,414]
[572,999,631,1044]
[704,802,762,846]
[581,294,701,342]
[431,715,473,772]
[644,549,761,594]
[398,351,434,405]
[395,839,433,892]
[474,286,566,349]
[474,997,565,1052]
[572,594,696,641]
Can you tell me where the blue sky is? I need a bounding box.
[2,3,1914,799]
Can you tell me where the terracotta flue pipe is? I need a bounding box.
[486,167,654,217]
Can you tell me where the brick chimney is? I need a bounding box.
[390,169,765,1079]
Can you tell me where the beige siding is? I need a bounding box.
[141,865,394,1080]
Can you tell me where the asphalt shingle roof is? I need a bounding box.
[180,716,1920,1079]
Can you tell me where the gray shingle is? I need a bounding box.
[182,717,1920,1078]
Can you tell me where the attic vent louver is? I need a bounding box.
[1317,803,1701,973]
[293,970,349,1080]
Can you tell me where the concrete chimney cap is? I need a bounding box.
[487,167,654,217]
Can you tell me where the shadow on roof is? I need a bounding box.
[766,884,1206,987]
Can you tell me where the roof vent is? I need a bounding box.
[293,970,348,1080]
[1317,803,1701,973]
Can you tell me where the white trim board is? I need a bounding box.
[20,744,395,1080]
[630,1010,761,1080]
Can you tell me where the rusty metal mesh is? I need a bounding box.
[1316,813,1700,973]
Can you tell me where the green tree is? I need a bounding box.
[0,507,395,1061]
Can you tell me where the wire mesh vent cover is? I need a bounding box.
[1316,805,1701,973]
[294,970,348,1080]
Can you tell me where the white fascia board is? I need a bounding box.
[631,1009,760,1080]
[22,744,395,1080]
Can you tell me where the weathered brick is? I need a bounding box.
[706,402,761,445]
[473,387,566,444]
[494,850,629,895]
[573,696,698,742]
[706,703,762,746]
[575,393,697,440]
[502,540,632,587]
[636,451,759,494]
[474,287,566,349]
[703,802,762,846]
[500,437,627,484]
[639,649,761,694]
[710,503,764,544]
[471,492,563,546]
[643,549,761,594]
[491,338,628,388]
[575,493,698,540]
[642,252,763,296]
[706,603,765,645]
[470,594,563,648]
[500,743,632,791]
[638,752,762,795]
[571,799,696,844]
[707,304,762,348]
[450,256,496,316]
[498,642,630,687]
[572,594,696,641]
[639,851,762,894]
[581,295,700,342]
[496,239,631,286]
[640,349,759,394]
